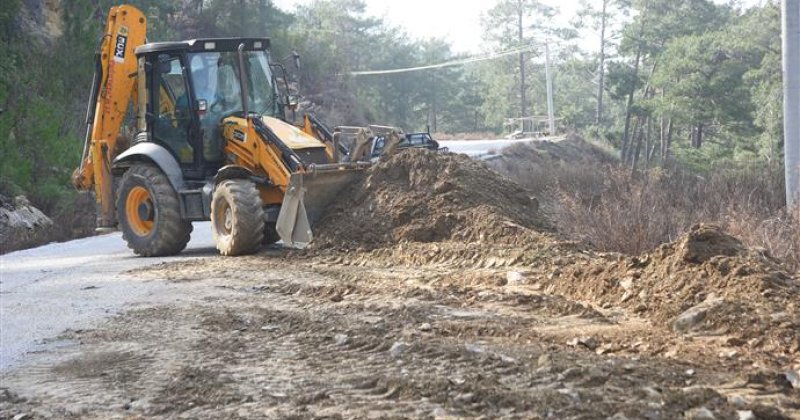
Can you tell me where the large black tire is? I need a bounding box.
[116,164,192,257]
[211,179,265,256]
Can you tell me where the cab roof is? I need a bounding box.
[135,38,270,56]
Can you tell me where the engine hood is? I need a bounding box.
[261,116,325,150]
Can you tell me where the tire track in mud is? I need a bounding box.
[2,254,797,419]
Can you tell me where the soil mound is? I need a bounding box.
[677,224,746,263]
[312,149,550,250]
[489,133,616,172]
[540,224,799,356]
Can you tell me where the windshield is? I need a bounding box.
[188,50,277,117]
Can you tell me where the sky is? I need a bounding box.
[271,0,576,54]
[272,0,766,55]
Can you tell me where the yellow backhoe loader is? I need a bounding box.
[72,5,399,256]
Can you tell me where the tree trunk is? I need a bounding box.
[595,0,608,125]
[692,123,704,149]
[622,40,644,155]
[664,119,674,164]
[620,12,646,159]
[647,118,658,164]
[645,116,652,167]
[660,117,673,162]
[625,116,641,164]
[631,116,647,172]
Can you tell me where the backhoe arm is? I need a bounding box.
[72,5,146,229]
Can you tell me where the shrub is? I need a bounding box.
[511,160,798,272]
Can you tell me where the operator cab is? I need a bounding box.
[134,38,287,180]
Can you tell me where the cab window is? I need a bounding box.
[152,54,194,165]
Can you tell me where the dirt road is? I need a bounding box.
[2,243,798,419]
[0,140,507,372]
[2,146,798,419]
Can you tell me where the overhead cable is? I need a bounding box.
[347,44,547,76]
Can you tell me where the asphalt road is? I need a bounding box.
[438,138,532,158]
[0,138,539,372]
[0,222,218,371]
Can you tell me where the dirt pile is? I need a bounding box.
[312,149,550,250]
[489,133,616,175]
[538,225,799,357]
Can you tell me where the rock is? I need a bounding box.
[418,322,432,332]
[737,411,756,420]
[728,395,747,408]
[673,298,723,333]
[506,271,526,284]
[557,387,580,402]
[0,193,55,252]
[13,414,31,420]
[430,407,449,418]
[751,406,790,419]
[334,334,349,346]
[641,386,661,399]
[620,290,634,303]
[785,369,800,389]
[673,307,708,332]
[619,277,635,290]
[389,341,409,357]
[129,399,152,412]
[685,369,695,376]
[537,353,553,368]
[465,343,486,355]
[719,350,738,359]
[685,407,715,419]
[454,392,476,403]
[567,336,599,350]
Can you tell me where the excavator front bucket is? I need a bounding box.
[276,163,370,249]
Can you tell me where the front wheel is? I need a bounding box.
[211,179,265,256]
[116,164,192,257]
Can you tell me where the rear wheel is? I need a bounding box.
[212,179,264,256]
[117,164,192,257]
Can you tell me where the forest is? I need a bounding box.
[0,0,787,221]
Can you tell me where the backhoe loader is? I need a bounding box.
[72,5,401,256]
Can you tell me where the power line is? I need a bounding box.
[346,44,547,76]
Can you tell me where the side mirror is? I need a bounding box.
[286,95,299,111]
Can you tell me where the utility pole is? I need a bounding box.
[545,42,556,135]
[784,0,800,207]
[518,0,527,118]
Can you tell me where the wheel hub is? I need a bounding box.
[125,186,155,237]
[224,207,233,232]
[137,201,154,222]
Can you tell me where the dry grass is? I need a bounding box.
[507,161,799,272]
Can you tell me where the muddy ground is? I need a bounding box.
[2,239,798,419]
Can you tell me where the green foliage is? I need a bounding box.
[0,0,788,210]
